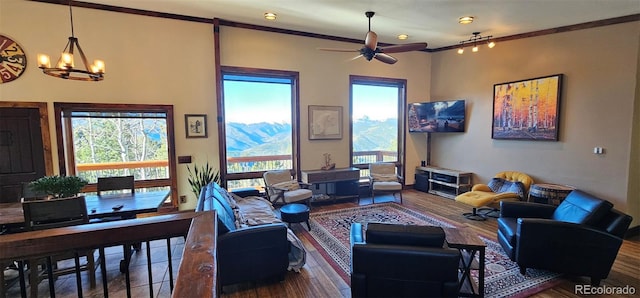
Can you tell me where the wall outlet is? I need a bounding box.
[179,195,187,204]
[593,147,605,155]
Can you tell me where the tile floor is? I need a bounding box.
[3,237,185,298]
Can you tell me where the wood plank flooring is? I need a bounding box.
[5,189,637,297]
[222,189,640,298]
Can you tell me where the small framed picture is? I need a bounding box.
[185,114,207,138]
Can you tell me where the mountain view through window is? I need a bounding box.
[222,71,296,189]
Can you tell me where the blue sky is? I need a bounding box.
[224,81,399,124]
[224,81,291,124]
[352,84,398,121]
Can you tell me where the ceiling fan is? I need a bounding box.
[319,11,428,65]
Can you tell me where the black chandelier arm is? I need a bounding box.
[40,67,103,81]
[71,38,92,72]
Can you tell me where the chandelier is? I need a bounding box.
[457,32,495,54]
[37,1,105,81]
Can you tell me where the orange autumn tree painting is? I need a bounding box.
[492,74,562,140]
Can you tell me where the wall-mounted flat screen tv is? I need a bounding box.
[408,100,466,133]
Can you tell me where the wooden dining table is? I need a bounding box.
[0,190,170,229]
[0,190,170,273]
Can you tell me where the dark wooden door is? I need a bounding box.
[0,107,46,203]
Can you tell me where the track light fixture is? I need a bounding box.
[457,32,495,55]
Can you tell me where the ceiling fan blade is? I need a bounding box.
[365,31,378,50]
[347,54,364,62]
[374,53,398,64]
[379,42,428,53]
[318,48,360,52]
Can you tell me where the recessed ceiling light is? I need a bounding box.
[397,34,409,40]
[459,16,474,24]
[264,12,277,21]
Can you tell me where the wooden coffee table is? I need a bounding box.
[443,227,486,298]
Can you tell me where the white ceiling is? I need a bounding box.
[82,0,640,48]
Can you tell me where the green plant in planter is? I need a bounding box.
[29,175,89,199]
[187,162,220,199]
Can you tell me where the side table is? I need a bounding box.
[529,183,575,205]
[280,203,311,231]
[443,227,486,298]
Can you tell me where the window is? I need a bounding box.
[220,66,300,190]
[350,75,406,177]
[54,103,177,206]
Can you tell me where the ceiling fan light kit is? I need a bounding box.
[38,0,105,81]
[319,11,427,65]
[457,31,494,55]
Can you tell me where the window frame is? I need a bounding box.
[53,102,178,207]
[218,66,301,188]
[349,75,407,180]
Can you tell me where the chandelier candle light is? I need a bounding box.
[457,32,495,54]
[37,1,105,81]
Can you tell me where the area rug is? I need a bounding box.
[298,202,561,298]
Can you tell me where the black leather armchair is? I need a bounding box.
[350,222,460,298]
[497,190,632,285]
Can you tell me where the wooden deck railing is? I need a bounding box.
[76,160,169,172]
[0,211,217,298]
[72,150,397,191]
[73,150,396,178]
[352,150,397,164]
[172,212,217,298]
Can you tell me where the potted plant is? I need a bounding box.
[29,175,88,199]
[187,162,220,199]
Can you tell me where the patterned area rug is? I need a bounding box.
[299,202,561,298]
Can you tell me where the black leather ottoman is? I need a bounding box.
[280,203,310,231]
[230,187,261,198]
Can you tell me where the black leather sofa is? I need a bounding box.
[196,182,290,287]
[350,222,460,298]
[497,190,632,285]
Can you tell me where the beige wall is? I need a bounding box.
[1,1,217,209]
[0,1,431,210]
[219,26,431,174]
[1,1,638,223]
[430,22,639,224]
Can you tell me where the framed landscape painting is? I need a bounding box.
[309,105,342,140]
[492,74,563,141]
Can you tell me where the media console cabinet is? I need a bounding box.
[301,167,360,203]
[415,166,472,199]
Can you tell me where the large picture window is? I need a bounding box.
[219,66,300,190]
[350,75,406,178]
[54,103,177,207]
